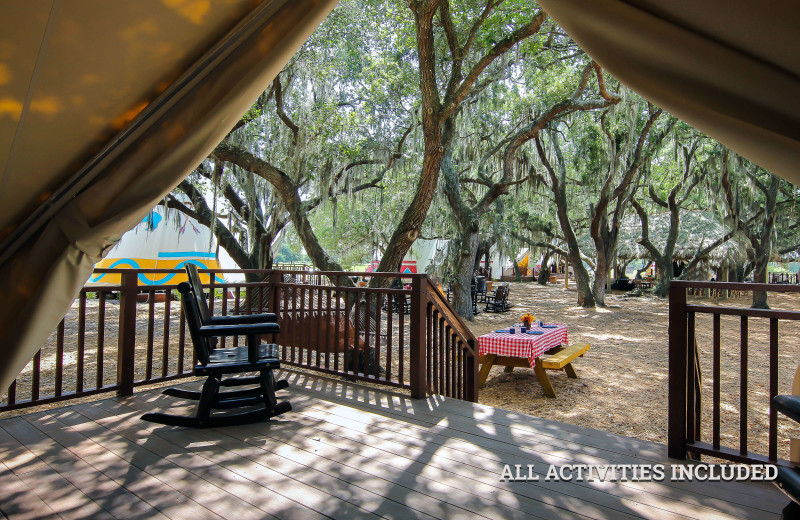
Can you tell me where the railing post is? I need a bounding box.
[117,271,138,396]
[668,281,688,459]
[465,338,478,402]
[410,275,427,399]
[268,269,281,313]
[268,270,282,349]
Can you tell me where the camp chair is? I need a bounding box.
[382,278,410,314]
[484,284,509,313]
[475,277,488,303]
[772,395,800,516]
[141,265,290,428]
[772,365,800,516]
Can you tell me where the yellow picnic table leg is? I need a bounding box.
[533,357,557,398]
[563,363,578,379]
[478,354,497,387]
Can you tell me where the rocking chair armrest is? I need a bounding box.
[207,313,278,325]
[198,322,280,337]
[773,395,800,425]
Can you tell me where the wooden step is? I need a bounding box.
[541,343,590,370]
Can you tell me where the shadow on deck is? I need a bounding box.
[0,371,785,519]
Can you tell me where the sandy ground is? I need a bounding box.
[472,281,800,461]
[3,280,799,462]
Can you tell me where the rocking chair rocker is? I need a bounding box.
[141,265,291,428]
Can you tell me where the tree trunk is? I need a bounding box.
[537,250,552,285]
[573,260,596,307]
[592,251,609,305]
[451,228,480,319]
[752,255,770,309]
[535,135,595,307]
[652,255,673,297]
[369,5,445,288]
[591,229,617,306]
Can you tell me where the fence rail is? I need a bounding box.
[769,272,799,285]
[668,280,800,464]
[1,268,478,413]
[425,278,478,401]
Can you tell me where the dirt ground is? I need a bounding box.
[3,280,799,462]
[472,281,800,461]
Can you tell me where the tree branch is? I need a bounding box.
[440,10,546,120]
[273,75,299,145]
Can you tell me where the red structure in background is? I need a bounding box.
[366,260,418,274]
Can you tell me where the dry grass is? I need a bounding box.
[472,281,800,461]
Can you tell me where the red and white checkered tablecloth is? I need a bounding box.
[478,323,568,369]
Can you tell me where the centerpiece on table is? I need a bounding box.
[521,312,535,329]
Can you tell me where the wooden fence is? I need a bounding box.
[668,280,800,464]
[769,272,799,285]
[0,268,478,412]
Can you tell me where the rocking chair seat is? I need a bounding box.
[199,345,281,376]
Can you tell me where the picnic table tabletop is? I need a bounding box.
[478,323,568,367]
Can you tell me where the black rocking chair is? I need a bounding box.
[141,265,291,428]
[484,284,510,313]
[475,277,488,303]
[771,395,800,518]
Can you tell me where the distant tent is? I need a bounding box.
[367,259,419,274]
[366,239,447,274]
[517,251,530,272]
[90,207,223,286]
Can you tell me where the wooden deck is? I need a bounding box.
[0,371,785,520]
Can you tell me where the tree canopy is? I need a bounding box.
[166,0,800,312]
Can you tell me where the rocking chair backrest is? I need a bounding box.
[184,263,212,322]
[178,281,213,366]
[495,285,507,300]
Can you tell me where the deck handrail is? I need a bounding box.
[423,278,479,402]
[1,268,479,412]
[425,278,478,354]
[669,280,797,465]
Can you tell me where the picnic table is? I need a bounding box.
[478,323,587,397]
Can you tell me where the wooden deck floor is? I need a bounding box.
[0,371,786,520]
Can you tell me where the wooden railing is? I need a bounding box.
[668,280,800,464]
[1,268,478,412]
[424,279,478,401]
[1,270,195,412]
[770,272,799,285]
[267,270,417,392]
[273,262,314,271]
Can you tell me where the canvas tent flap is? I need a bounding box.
[537,0,800,186]
[1,0,269,239]
[0,0,338,394]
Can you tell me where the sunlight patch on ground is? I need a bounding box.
[583,332,640,342]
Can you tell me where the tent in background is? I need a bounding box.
[90,206,224,286]
[367,239,447,275]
